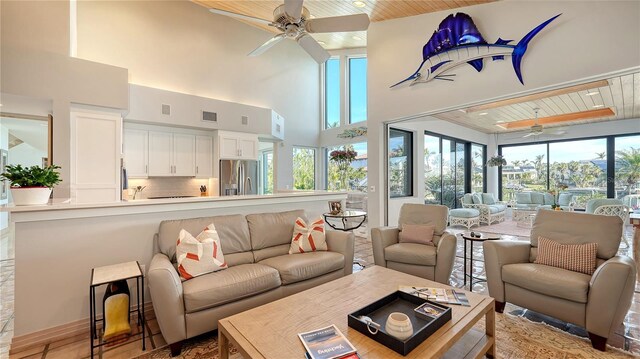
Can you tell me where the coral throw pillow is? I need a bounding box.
[289,217,327,254]
[534,236,598,275]
[399,224,435,245]
[176,223,228,280]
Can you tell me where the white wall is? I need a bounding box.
[76,0,320,191]
[8,143,46,168]
[367,1,640,227]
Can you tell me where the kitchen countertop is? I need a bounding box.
[1,190,347,214]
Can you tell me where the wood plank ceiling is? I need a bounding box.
[193,0,494,49]
[433,72,640,134]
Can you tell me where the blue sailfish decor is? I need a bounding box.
[390,13,561,88]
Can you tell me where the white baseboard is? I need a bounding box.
[10,302,155,354]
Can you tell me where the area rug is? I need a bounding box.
[135,312,637,358]
[472,220,532,238]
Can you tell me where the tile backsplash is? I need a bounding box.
[127,177,219,199]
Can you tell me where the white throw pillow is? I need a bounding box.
[288,217,328,254]
[176,223,228,280]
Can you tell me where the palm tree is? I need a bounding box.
[534,154,545,184]
[616,147,640,195]
[595,152,606,160]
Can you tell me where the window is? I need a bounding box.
[471,144,485,193]
[258,150,273,194]
[348,57,367,124]
[325,143,367,191]
[292,147,315,190]
[424,132,485,208]
[389,129,413,197]
[324,58,340,129]
[615,135,640,200]
[500,143,547,202]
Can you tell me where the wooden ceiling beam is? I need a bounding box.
[503,108,615,129]
[465,79,610,113]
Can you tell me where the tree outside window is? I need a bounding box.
[326,144,367,191]
[293,147,315,190]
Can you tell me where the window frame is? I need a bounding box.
[389,128,414,198]
[497,132,640,203]
[292,146,317,190]
[347,55,367,125]
[322,57,341,130]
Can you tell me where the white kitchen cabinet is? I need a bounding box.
[148,131,173,176]
[195,135,213,178]
[123,129,148,178]
[172,134,196,176]
[216,131,258,160]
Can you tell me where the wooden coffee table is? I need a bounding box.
[219,266,495,359]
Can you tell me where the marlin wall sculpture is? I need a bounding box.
[390,13,561,88]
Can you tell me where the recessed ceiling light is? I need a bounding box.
[585,91,599,96]
[495,120,505,123]
[317,41,326,46]
[352,35,362,41]
[352,1,366,8]
[592,104,604,108]
[478,112,488,116]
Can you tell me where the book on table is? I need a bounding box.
[399,285,470,306]
[298,324,358,359]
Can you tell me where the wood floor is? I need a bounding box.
[3,220,639,358]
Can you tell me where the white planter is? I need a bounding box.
[10,187,52,205]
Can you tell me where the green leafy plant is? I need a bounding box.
[1,165,62,188]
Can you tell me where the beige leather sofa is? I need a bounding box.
[371,204,457,284]
[484,210,637,351]
[148,210,354,355]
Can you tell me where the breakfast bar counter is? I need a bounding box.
[5,191,347,352]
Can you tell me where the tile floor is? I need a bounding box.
[3,220,640,358]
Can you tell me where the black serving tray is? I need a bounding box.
[348,291,452,356]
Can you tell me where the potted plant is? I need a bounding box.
[486,155,507,167]
[1,164,61,205]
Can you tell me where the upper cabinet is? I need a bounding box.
[216,131,258,160]
[123,129,149,178]
[148,131,196,177]
[195,135,213,178]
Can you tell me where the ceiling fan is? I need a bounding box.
[521,108,567,138]
[208,0,370,63]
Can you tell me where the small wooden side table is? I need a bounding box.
[461,233,500,292]
[90,261,145,358]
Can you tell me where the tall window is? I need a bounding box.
[389,129,413,197]
[615,134,640,200]
[325,143,367,191]
[471,144,485,193]
[258,150,273,195]
[292,147,315,190]
[348,57,367,124]
[424,132,485,208]
[324,58,340,129]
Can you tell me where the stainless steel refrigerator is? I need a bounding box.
[219,159,258,196]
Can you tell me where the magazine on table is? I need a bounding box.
[298,324,357,359]
[399,285,470,306]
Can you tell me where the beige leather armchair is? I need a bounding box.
[484,210,637,351]
[372,204,457,284]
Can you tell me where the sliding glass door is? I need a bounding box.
[424,132,485,209]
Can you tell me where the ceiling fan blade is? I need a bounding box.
[248,34,286,57]
[284,0,304,22]
[296,34,330,63]
[522,132,536,138]
[209,8,275,26]
[305,14,370,33]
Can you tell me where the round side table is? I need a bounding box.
[461,232,500,292]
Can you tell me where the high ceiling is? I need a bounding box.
[434,72,640,134]
[193,0,494,49]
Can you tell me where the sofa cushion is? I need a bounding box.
[530,192,545,205]
[449,208,480,218]
[248,210,306,261]
[158,215,253,266]
[488,204,506,214]
[462,193,474,205]
[182,263,280,313]
[502,263,591,303]
[534,236,598,275]
[481,193,496,205]
[543,192,555,205]
[259,252,344,285]
[586,198,623,214]
[289,217,327,254]
[384,243,437,266]
[472,193,483,204]
[514,203,538,210]
[516,192,532,204]
[176,224,228,280]
[558,193,573,206]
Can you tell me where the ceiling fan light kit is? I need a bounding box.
[209,0,370,63]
